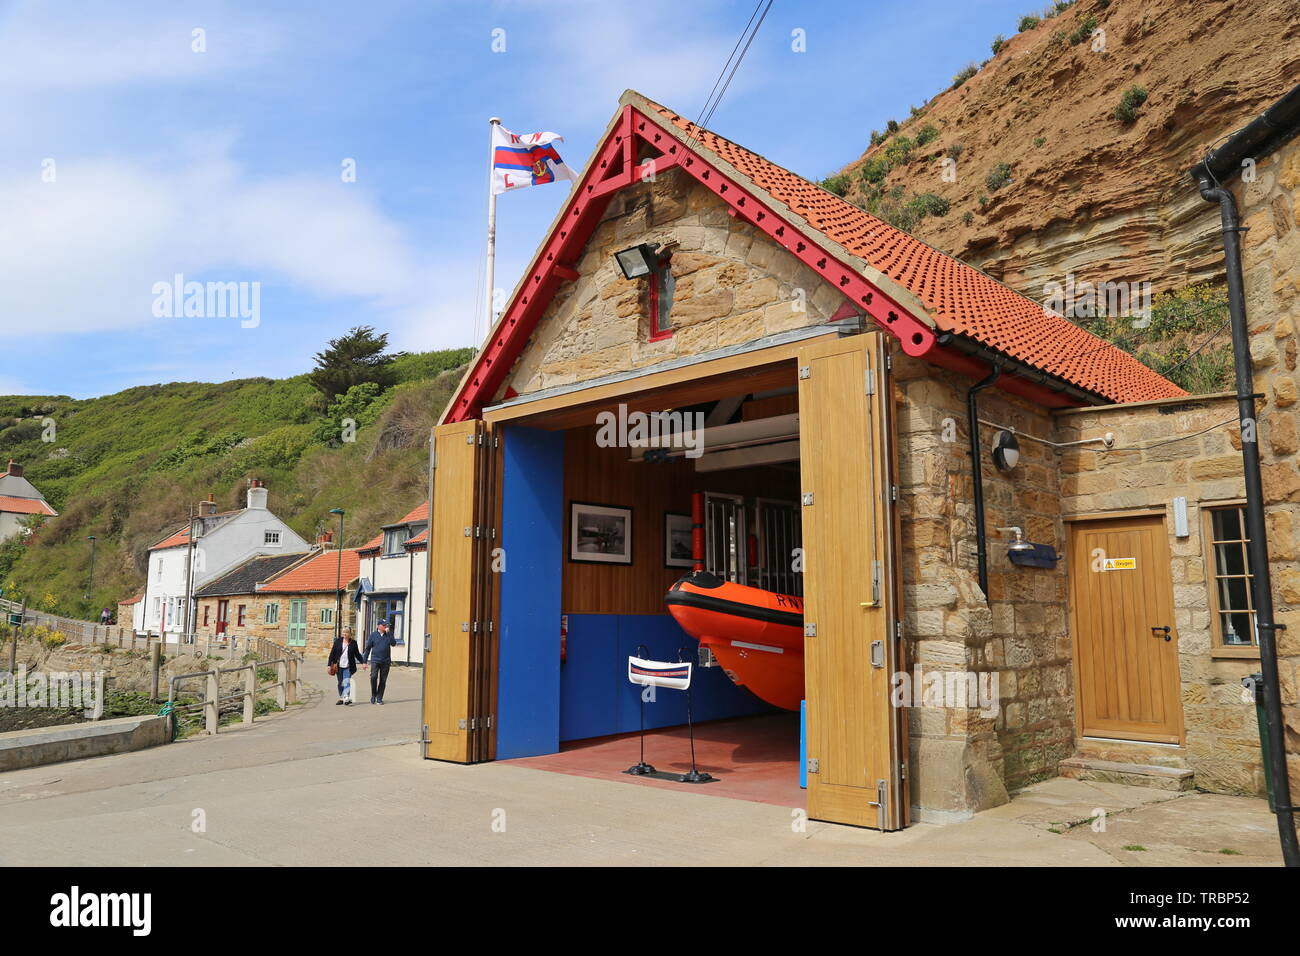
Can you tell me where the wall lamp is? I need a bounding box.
[995,526,1036,552]
[614,243,660,280]
[991,430,1020,471]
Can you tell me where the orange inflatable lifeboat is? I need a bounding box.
[665,570,804,711]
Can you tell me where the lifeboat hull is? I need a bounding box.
[664,571,804,711]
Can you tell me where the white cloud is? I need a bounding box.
[0,1,279,92]
[0,147,441,337]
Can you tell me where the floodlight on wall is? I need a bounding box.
[614,243,660,280]
[991,430,1020,471]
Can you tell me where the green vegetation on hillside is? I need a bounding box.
[1090,283,1234,394]
[0,342,472,620]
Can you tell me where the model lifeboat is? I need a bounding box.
[664,570,804,711]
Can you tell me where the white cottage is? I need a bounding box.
[0,460,57,545]
[140,479,309,635]
[356,502,428,665]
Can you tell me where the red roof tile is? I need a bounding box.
[397,501,429,524]
[0,495,56,516]
[259,548,361,593]
[637,95,1184,405]
[119,593,143,605]
[150,526,191,550]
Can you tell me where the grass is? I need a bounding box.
[820,173,851,197]
[1088,283,1233,394]
[1068,14,1098,45]
[951,63,978,89]
[1115,85,1148,123]
[1122,844,1147,852]
[986,162,1014,192]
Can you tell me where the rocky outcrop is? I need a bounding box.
[835,0,1300,299]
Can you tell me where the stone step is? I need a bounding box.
[1058,756,1196,791]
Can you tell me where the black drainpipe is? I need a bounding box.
[967,366,1001,601]
[1192,169,1299,867]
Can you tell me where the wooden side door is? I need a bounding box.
[1067,515,1183,744]
[798,332,905,829]
[422,419,500,763]
[287,598,307,647]
[215,599,228,635]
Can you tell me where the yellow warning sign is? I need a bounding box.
[1103,557,1136,571]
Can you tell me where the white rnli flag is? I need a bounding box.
[491,125,578,195]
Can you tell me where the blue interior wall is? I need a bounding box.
[494,425,774,758]
[495,425,564,759]
[560,613,773,742]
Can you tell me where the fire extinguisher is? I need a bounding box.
[560,614,568,664]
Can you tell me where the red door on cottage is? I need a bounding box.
[215,599,229,635]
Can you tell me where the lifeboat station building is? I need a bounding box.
[421,91,1295,829]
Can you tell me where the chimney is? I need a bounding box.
[317,530,334,548]
[246,478,268,511]
[5,460,22,478]
[199,493,217,517]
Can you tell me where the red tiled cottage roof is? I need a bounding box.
[150,526,191,550]
[636,95,1184,405]
[259,548,361,594]
[395,502,429,524]
[0,495,56,516]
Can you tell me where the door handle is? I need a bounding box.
[1151,625,1172,642]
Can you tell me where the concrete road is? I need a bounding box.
[0,667,1282,866]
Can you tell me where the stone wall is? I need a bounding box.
[893,350,1072,817]
[1229,133,1300,800]
[194,592,355,659]
[1055,393,1267,794]
[502,167,842,398]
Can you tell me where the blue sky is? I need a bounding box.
[0,0,1031,398]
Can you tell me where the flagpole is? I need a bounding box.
[484,117,501,344]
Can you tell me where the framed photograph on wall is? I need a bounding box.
[569,501,633,564]
[664,512,694,568]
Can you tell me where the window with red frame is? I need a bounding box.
[648,255,675,341]
[237,605,246,627]
[202,605,209,627]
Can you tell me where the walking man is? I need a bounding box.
[365,619,397,704]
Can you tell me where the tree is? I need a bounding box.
[308,326,399,400]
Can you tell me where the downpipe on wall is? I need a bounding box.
[966,366,1001,602]
[1195,173,1299,867]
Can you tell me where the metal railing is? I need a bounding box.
[166,654,300,736]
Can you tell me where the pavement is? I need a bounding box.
[0,666,1283,866]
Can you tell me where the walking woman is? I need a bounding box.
[327,627,367,705]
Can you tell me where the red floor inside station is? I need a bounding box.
[505,712,804,807]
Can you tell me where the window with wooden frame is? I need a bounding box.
[202,605,209,627]
[647,254,675,342]
[320,607,334,625]
[264,603,279,625]
[237,604,246,627]
[1204,503,1258,656]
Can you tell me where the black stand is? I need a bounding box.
[676,646,714,784]
[624,644,656,776]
